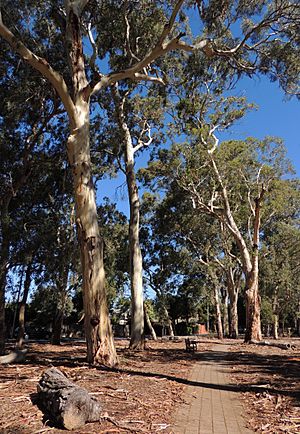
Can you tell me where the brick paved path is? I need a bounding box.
[172,343,254,434]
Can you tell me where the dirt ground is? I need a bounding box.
[227,339,300,434]
[0,338,299,434]
[0,338,208,434]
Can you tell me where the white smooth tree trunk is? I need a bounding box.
[114,92,145,350]
[272,292,279,340]
[214,285,224,340]
[209,156,263,342]
[126,152,144,349]
[223,291,229,337]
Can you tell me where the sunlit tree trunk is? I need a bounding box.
[214,284,223,340]
[144,302,157,341]
[272,291,279,340]
[223,290,229,337]
[227,268,240,338]
[114,90,144,350]
[63,4,117,365]
[209,156,263,342]
[67,119,117,364]
[244,272,261,341]
[126,150,144,349]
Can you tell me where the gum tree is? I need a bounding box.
[1,0,298,362]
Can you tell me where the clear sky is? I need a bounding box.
[224,75,300,174]
[96,75,300,216]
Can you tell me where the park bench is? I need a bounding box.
[185,338,198,353]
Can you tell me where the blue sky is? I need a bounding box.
[96,75,299,216]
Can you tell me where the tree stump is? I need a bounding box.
[37,367,102,430]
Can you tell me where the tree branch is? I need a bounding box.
[0,17,77,128]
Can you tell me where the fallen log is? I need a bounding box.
[37,367,102,430]
[249,340,296,350]
[0,349,27,364]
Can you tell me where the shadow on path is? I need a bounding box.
[100,348,300,402]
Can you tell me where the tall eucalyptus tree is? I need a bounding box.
[1,0,298,362]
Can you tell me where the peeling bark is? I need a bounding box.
[67,125,117,365]
[245,269,262,342]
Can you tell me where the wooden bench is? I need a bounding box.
[185,338,198,353]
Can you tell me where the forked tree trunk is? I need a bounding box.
[209,155,263,343]
[17,261,33,348]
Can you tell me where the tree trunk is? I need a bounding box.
[51,266,69,345]
[17,261,33,348]
[63,4,118,365]
[144,303,157,340]
[272,291,279,340]
[223,291,229,337]
[214,285,223,340]
[127,161,144,349]
[67,122,117,366]
[114,91,145,350]
[163,305,174,337]
[244,270,262,342]
[273,314,279,340]
[0,267,6,355]
[37,367,102,430]
[226,268,239,338]
[51,309,64,345]
[0,208,9,355]
[229,298,239,339]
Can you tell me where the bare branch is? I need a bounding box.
[87,22,100,73]
[0,17,76,128]
[124,11,140,63]
[134,120,153,153]
[90,0,212,94]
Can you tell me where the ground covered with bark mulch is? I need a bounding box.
[227,339,300,434]
[1,338,300,434]
[0,338,210,434]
